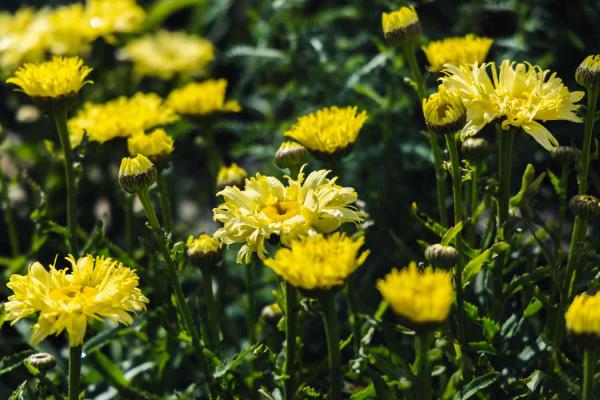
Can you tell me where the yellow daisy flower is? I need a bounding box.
[565,292,600,337]
[187,234,222,265]
[118,154,157,193]
[127,128,174,165]
[284,106,367,159]
[381,6,421,47]
[216,162,247,189]
[422,34,493,72]
[5,255,148,346]
[264,233,369,291]
[213,166,365,263]
[422,87,466,135]
[167,79,241,117]
[377,262,453,329]
[576,54,600,90]
[84,0,145,40]
[118,30,214,80]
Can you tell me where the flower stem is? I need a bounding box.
[414,332,432,400]
[321,291,341,400]
[156,170,173,232]
[124,194,133,252]
[403,44,448,227]
[0,169,19,256]
[246,264,257,343]
[284,281,298,400]
[467,162,480,244]
[583,346,598,400]
[53,110,78,254]
[200,263,221,352]
[497,128,515,227]
[68,345,82,400]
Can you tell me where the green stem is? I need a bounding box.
[124,194,133,253]
[246,264,257,343]
[137,189,216,399]
[205,131,222,183]
[583,346,598,400]
[345,281,361,356]
[403,44,448,227]
[497,128,515,228]
[321,291,341,400]
[200,263,221,352]
[414,332,432,400]
[36,372,63,400]
[156,171,173,232]
[68,345,82,400]
[53,110,78,254]
[578,89,599,195]
[558,162,569,239]
[467,163,480,244]
[284,281,298,400]
[0,170,19,256]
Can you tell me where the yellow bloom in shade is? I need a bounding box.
[264,233,369,291]
[213,166,365,263]
[422,87,466,135]
[381,6,421,47]
[440,59,584,150]
[377,262,453,329]
[4,255,148,346]
[422,34,493,72]
[127,128,174,164]
[565,292,600,337]
[187,234,222,265]
[118,154,157,193]
[118,30,214,80]
[84,0,145,40]
[576,54,600,90]
[167,79,241,117]
[284,106,367,159]
[6,56,92,100]
[69,92,178,146]
[216,162,247,189]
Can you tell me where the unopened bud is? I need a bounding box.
[424,243,458,268]
[570,195,600,219]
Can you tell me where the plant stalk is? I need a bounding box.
[284,281,298,400]
[321,291,341,400]
[200,263,221,352]
[156,170,173,232]
[414,332,432,400]
[583,346,598,400]
[246,264,257,343]
[0,169,19,256]
[68,345,82,400]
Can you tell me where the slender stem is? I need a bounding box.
[345,281,361,356]
[137,189,216,399]
[200,263,220,352]
[583,346,598,400]
[497,129,515,228]
[403,44,448,227]
[284,281,298,400]
[36,372,63,400]
[558,162,569,239]
[578,89,599,195]
[156,171,173,232]
[246,264,257,343]
[445,132,467,347]
[0,170,19,256]
[414,332,432,400]
[68,345,82,400]
[467,163,480,244]
[321,291,341,400]
[53,110,78,254]
[205,131,222,183]
[124,194,133,252]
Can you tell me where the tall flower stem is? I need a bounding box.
[403,44,448,227]
[156,170,173,231]
[137,188,216,398]
[200,263,221,352]
[497,128,515,227]
[321,291,341,400]
[582,346,598,400]
[124,194,134,252]
[467,162,481,244]
[414,332,433,400]
[246,264,257,343]
[284,281,298,400]
[564,89,599,298]
[0,169,19,256]
[53,110,78,254]
[445,132,467,347]
[68,345,82,400]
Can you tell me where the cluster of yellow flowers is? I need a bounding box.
[118,30,215,80]
[422,34,493,72]
[167,79,241,117]
[128,128,175,165]
[0,0,144,72]
[216,163,247,189]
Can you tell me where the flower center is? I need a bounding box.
[50,285,98,301]
[262,201,300,222]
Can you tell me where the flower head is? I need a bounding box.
[118,154,157,193]
[422,34,493,72]
[5,255,148,346]
[576,54,600,90]
[565,292,600,338]
[213,167,365,263]
[127,128,174,166]
[440,60,584,150]
[187,234,222,266]
[167,79,241,117]
[69,92,178,147]
[216,163,247,189]
[264,233,369,291]
[118,30,214,80]
[6,56,92,102]
[275,141,309,170]
[381,6,421,47]
[422,87,466,135]
[84,0,145,40]
[284,106,367,159]
[377,262,453,330]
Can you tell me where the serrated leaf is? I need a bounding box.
[523,299,543,318]
[441,222,464,246]
[452,372,499,400]
[213,343,259,378]
[0,350,36,376]
[462,242,510,287]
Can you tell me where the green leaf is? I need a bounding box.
[90,351,129,388]
[441,222,464,246]
[144,0,204,30]
[462,242,510,287]
[410,202,445,237]
[481,317,500,340]
[213,343,260,378]
[523,299,543,318]
[510,164,546,208]
[452,372,499,400]
[0,350,36,376]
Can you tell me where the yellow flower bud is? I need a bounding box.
[118,154,157,193]
[381,6,421,47]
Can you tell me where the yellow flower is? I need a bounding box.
[167,79,241,117]
[440,60,584,150]
[422,34,493,72]
[377,262,453,328]
[47,4,95,56]
[5,255,148,346]
[84,0,145,40]
[216,162,247,189]
[381,6,421,47]
[284,106,367,159]
[213,166,365,263]
[118,154,157,193]
[127,128,174,164]
[422,87,466,135]
[187,234,222,264]
[6,56,92,100]
[69,92,178,146]
[576,54,600,90]
[565,292,600,336]
[264,233,369,291]
[118,30,214,80]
